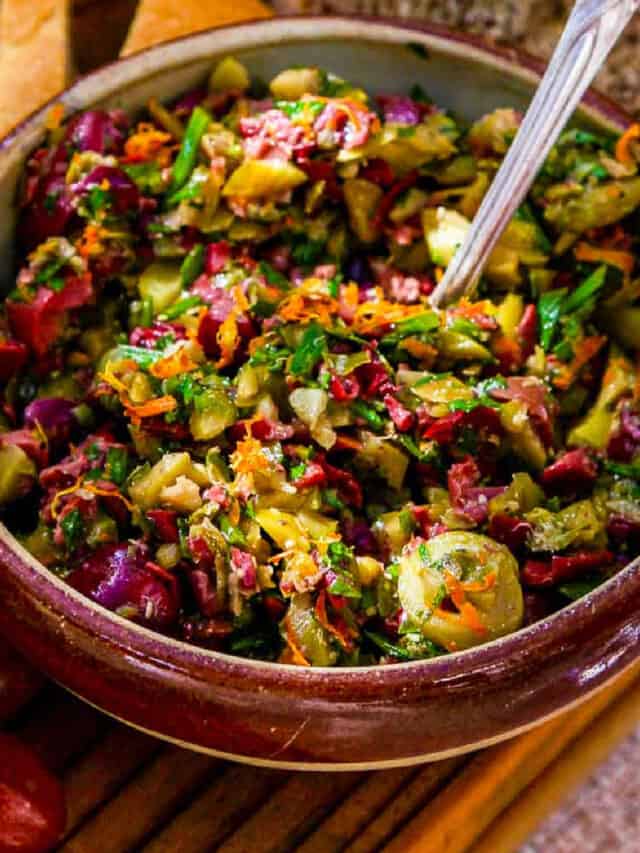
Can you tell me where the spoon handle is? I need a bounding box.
[430,0,640,308]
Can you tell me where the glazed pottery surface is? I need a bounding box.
[0,17,639,769]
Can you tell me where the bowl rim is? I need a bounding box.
[0,13,637,687]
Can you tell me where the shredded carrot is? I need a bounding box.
[314,591,355,652]
[552,335,607,390]
[574,242,635,276]
[352,292,426,335]
[279,279,339,326]
[216,311,240,369]
[124,395,177,426]
[248,334,268,356]
[615,123,640,166]
[230,434,265,476]
[341,281,360,312]
[457,602,488,636]
[123,122,172,165]
[435,603,488,637]
[400,337,438,362]
[83,483,134,512]
[150,347,198,379]
[333,434,363,452]
[284,616,311,667]
[98,362,129,394]
[50,476,84,520]
[461,571,497,594]
[45,103,64,131]
[492,335,522,367]
[77,224,107,258]
[449,298,495,321]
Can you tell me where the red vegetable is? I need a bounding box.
[292,462,326,489]
[448,457,505,524]
[360,158,395,187]
[329,374,360,402]
[383,394,414,432]
[205,241,231,275]
[7,275,93,357]
[129,321,186,349]
[522,550,613,587]
[488,513,533,551]
[0,341,28,381]
[373,170,418,230]
[517,304,538,359]
[147,509,180,544]
[75,165,139,214]
[541,448,598,493]
[0,733,66,853]
[67,543,179,629]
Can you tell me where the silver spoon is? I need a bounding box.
[430,0,640,308]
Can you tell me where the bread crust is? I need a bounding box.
[0,0,71,137]
[121,0,272,56]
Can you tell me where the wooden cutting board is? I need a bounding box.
[1,3,639,851]
[3,650,639,853]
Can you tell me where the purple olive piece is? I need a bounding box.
[63,110,128,155]
[67,544,179,629]
[18,175,74,249]
[172,87,207,117]
[344,255,371,286]
[23,398,77,445]
[377,95,422,126]
[75,166,140,214]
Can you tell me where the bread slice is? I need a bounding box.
[0,0,72,137]
[121,0,272,57]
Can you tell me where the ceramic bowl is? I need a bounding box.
[1,16,639,770]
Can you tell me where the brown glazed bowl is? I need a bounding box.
[1,17,639,770]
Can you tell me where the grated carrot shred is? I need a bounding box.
[150,347,198,379]
[77,224,108,258]
[314,591,355,652]
[615,123,640,167]
[230,434,265,476]
[50,476,84,520]
[124,395,177,426]
[284,616,311,667]
[574,242,635,276]
[552,335,607,390]
[123,123,172,164]
[83,483,134,512]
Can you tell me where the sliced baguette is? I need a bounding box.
[121,0,272,57]
[0,0,71,137]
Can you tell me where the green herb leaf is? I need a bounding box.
[275,99,325,120]
[559,575,603,600]
[180,244,204,287]
[351,399,384,431]
[106,447,128,485]
[289,323,326,376]
[364,630,410,660]
[537,288,567,351]
[561,265,607,315]
[61,508,83,551]
[162,294,203,321]
[258,261,290,291]
[170,106,212,192]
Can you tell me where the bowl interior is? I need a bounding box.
[0,15,633,678]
